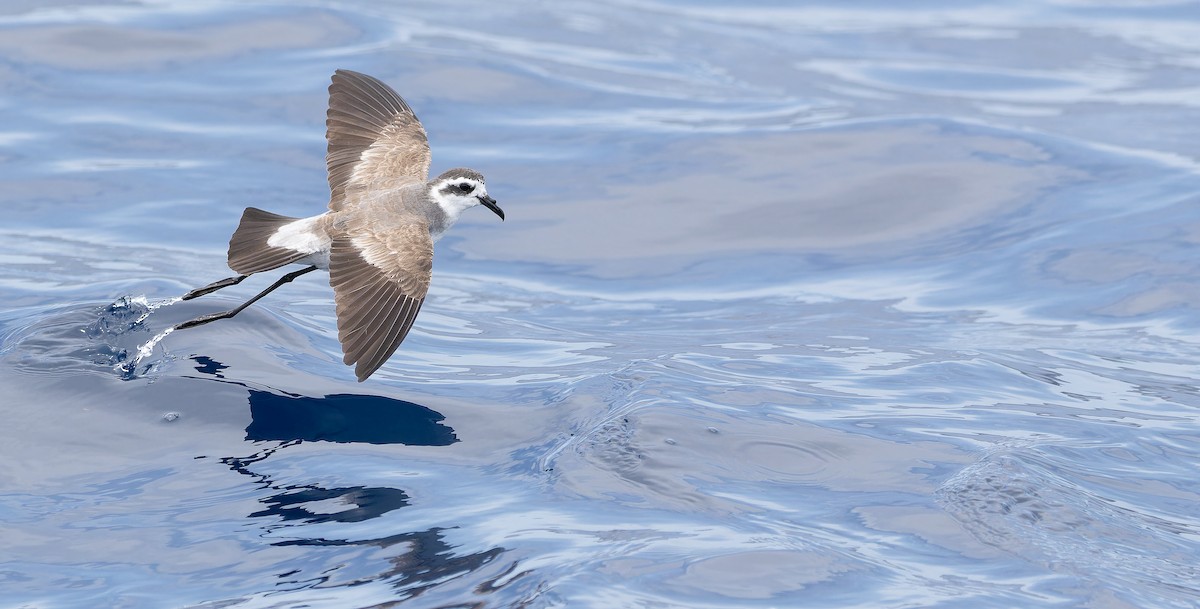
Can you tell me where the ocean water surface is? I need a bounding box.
[2,1,1200,608]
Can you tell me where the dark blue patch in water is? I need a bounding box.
[250,486,410,524]
[245,390,458,446]
[192,355,229,377]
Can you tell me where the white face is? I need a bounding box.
[431,177,488,217]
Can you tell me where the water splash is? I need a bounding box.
[118,326,175,380]
[85,295,154,338]
[89,295,181,380]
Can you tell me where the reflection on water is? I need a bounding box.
[2,1,1200,608]
[211,441,515,608]
[244,389,458,445]
[250,485,410,525]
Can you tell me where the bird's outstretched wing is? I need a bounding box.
[326,69,432,211]
[327,221,433,381]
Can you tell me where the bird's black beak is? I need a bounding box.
[478,195,504,221]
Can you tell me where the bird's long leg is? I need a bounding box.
[182,274,249,300]
[174,266,319,330]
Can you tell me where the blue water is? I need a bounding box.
[2,2,1200,608]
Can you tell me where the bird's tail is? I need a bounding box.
[226,207,307,275]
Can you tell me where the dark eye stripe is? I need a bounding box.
[440,182,473,195]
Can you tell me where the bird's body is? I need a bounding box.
[175,70,504,381]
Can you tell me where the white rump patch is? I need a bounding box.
[268,216,327,254]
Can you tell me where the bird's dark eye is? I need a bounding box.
[458,183,474,193]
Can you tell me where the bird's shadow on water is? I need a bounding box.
[185,355,460,446]
[182,354,454,529]
[245,387,458,445]
[186,357,516,599]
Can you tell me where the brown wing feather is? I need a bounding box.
[326,69,431,211]
[327,225,433,382]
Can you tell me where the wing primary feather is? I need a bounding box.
[356,297,419,381]
[339,284,399,332]
[344,288,406,368]
[336,283,392,329]
[325,70,431,212]
[329,235,428,380]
